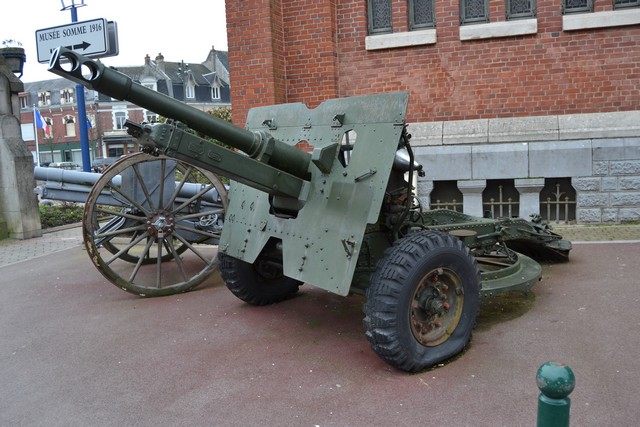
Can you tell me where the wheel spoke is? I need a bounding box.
[173,231,213,265]
[132,163,157,212]
[174,223,220,240]
[128,237,156,282]
[104,231,150,265]
[166,165,193,210]
[175,208,225,222]
[94,224,147,240]
[83,153,227,297]
[166,238,188,282]
[96,207,147,222]
[107,181,150,214]
[172,184,215,214]
[158,158,166,209]
[156,236,163,287]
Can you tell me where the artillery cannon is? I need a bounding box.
[48,47,570,372]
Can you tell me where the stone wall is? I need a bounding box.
[412,111,640,224]
[574,139,640,223]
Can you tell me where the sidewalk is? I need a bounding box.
[0,223,83,268]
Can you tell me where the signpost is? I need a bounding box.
[35,4,119,172]
[35,18,109,64]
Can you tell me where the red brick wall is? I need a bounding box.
[227,0,640,124]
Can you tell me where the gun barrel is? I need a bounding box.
[47,47,311,181]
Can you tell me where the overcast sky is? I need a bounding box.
[1,0,228,82]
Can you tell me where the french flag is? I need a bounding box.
[34,108,51,136]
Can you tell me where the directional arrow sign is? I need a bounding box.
[36,18,109,64]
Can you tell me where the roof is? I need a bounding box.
[23,46,230,91]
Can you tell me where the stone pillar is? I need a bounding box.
[458,179,486,217]
[416,178,433,210]
[515,178,545,221]
[0,48,42,240]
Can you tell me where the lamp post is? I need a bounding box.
[60,0,91,172]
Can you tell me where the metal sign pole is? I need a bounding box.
[63,1,91,172]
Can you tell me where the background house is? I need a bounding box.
[225,0,640,224]
[19,46,230,164]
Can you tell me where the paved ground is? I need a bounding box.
[0,224,639,426]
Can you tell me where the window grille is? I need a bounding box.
[368,0,392,34]
[430,181,464,212]
[461,0,489,24]
[409,0,435,30]
[506,0,536,20]
[614,0,640,9]
[539,178,576,224]
[562,0,593,14]
[483,180,520,218]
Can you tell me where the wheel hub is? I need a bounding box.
[410,268,464,347]
[146,209,175,238]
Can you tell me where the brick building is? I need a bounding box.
[20,46,230,165]
[225,0,640,224]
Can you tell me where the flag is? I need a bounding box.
[34,108,51,137]
[86,117,92,129]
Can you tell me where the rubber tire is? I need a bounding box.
[218,251,302,306]
[363,230,481,372]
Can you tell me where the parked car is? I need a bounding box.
[91,157,118,173]
[48,162,81,170]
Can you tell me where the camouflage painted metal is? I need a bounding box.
[48,47,571,372]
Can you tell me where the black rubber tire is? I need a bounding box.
[363,231,481,372]
[218,242,302,305]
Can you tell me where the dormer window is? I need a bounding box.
[211,84,220,100]
[141,78,157,91]
[60,88,74,105]
[186,82,195,99]
[38,91,51,107]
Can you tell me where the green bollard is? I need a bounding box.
[536,362,576,427]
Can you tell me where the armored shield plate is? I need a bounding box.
[219,92,408,295]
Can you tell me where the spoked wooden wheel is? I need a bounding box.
[83,153,228,297]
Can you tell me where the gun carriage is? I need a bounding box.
[46,47,571,372]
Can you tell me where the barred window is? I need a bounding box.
[368,0,392,34]
[461,0,489,24]
[409,0,435,30]
[506,0,536,20]
[562,0,593,14]
[614,0,640,9]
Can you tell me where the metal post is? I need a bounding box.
[536,362,575,427]
[62,1,91,172]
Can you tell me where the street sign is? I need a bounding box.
[35,18,109,64]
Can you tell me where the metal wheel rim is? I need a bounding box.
[410,267,464,347]
[83,152,228,296]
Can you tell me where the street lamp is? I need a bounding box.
[60,1,86,22]
[59,0,91,172]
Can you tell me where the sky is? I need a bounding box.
[1,0,228,82]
